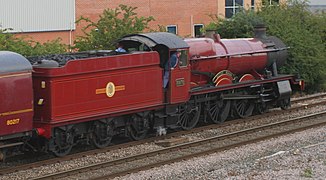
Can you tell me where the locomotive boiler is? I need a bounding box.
[0,31,303,160]
[185,28,288,87]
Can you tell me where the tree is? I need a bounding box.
[257,0,326,92]
[74,4,155,51]
[0,28,66,56]
[204,10,264,38]
[203,0,326,92]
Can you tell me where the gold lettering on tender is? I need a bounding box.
[7,118,20,125]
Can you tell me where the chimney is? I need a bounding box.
[254,24,267,39]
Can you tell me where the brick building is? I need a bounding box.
[0,0,284,45]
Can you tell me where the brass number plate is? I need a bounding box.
[176,78,185,87]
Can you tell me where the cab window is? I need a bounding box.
[179,50,188,67]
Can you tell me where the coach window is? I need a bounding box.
[167,25,177,34]
[225,0,243,18]
[194,24,204,37]
[178,50,188,67]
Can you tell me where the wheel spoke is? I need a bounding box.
[238,101,245,117]
[210,103,219,120]
[182,114,189,127]
[234,99,254,118]
[208,98,230,124]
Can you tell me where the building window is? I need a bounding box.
[225,0,244,18]
[166,25,177,34]
[194,24,204,37]
[263,0,279,5]
[251,0,255,10]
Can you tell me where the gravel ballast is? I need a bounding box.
[116,125,326,180]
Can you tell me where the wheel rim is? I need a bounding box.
[52,128,73,157]
[178,102,201,130]
[233,99,254,118]
[128,115,149,141]
[208,100,230,123]
[91,121,113,148]
[219,100,231,123]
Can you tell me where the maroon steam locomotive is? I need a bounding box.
[0,30,303,159]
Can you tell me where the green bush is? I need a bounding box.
[258,1,326,92]
[204,10,264,38]
[74,4,155,51]
[0,29,66,56]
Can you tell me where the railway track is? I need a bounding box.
[33,110,326,179]
[291,92,326,103]
[1,93,326,177]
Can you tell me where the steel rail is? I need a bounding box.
[291,92,326,103]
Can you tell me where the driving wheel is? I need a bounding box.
[233,99,254,118]
[208,99,231,123]
[178,102,201,130]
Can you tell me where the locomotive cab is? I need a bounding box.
[166,48,191,104]
[119,32,191,104]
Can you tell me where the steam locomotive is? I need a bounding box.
[0,29,303,160]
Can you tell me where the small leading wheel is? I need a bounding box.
[178,102,201,130]
[280,97,291,110]
[208,99,230,124]
[91,120,114,149]
[51,127,74,157]
[255,102,267,114]
[128,114,150,141]
[233,99,254,118]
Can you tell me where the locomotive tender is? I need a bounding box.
[0,30,303,159]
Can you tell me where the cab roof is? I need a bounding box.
[119,32,189,50]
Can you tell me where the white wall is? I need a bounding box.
[309,0,325,6]
[0,0,75,33]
